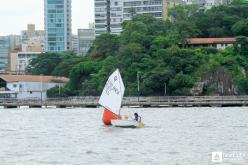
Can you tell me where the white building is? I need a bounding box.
[78,29,95,55]
[0,75,69,100]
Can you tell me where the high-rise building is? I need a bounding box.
[44,0,72,52]
[0,36,10,71]
[78,29,95,55]
[95,0,123,35]
[123,0,163,21]
[94,0,165,35]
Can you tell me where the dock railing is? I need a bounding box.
[1,96,248,107]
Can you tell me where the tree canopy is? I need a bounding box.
[27,2,248,97]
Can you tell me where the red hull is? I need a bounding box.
[102,108,121,125]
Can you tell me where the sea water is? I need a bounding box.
[0,107,247,165]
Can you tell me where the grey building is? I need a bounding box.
[44,0,72,52]
[95,0,123,35]
[94,0,165,35]
[78,29,95,55]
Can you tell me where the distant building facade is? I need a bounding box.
[0,75,69,100]
[186,0,231,9]
[72,35,79,54]
[8,47,22,72]
[8,35,21,49]
[78,29,95,55]
[21,38,45,52]
[94,0,178,35]
[9,52,41,72]
[204,0,231,9]
[44,0,72,52]
[21,24,35,42]
[95,0,123,35]
[123,0,163,21]
[21,24,45,52]
[0,36,10,71]
[21,24,44,43]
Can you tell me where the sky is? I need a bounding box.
[0,0,94,35]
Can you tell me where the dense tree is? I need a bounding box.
[89,33,120,59]
[32,3,248,97]
[26,52,63,75]
[26,52,84,77]
[232,19,248,36]
[235,36,248,55]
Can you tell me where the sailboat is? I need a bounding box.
[98,69,144,128]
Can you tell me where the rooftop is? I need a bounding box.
[186,38,236,44]
[0,75,69,83]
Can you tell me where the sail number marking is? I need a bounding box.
[105,79,120,95]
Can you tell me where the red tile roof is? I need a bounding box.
[186,38,236,44]
[0,75,69,83]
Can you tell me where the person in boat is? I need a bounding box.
[134,112,141,122]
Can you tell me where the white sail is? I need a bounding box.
[98,69,125,115]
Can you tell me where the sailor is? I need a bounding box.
[134,112,141,122]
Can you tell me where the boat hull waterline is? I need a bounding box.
[111,119,144,128]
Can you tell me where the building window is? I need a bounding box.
[13,84,17,88]
[30,91,32,94]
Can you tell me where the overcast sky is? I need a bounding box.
[0,0,94,35]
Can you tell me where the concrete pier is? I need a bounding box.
[1,96,248,108]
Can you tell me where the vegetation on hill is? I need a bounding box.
[27,2,248,97]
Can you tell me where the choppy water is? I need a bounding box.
[0,107,247,165]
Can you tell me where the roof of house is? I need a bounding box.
[0,75,69,83]
[186,38,236,45]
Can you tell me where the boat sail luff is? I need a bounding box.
[117,69,124,115]
[98,69,125,115]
